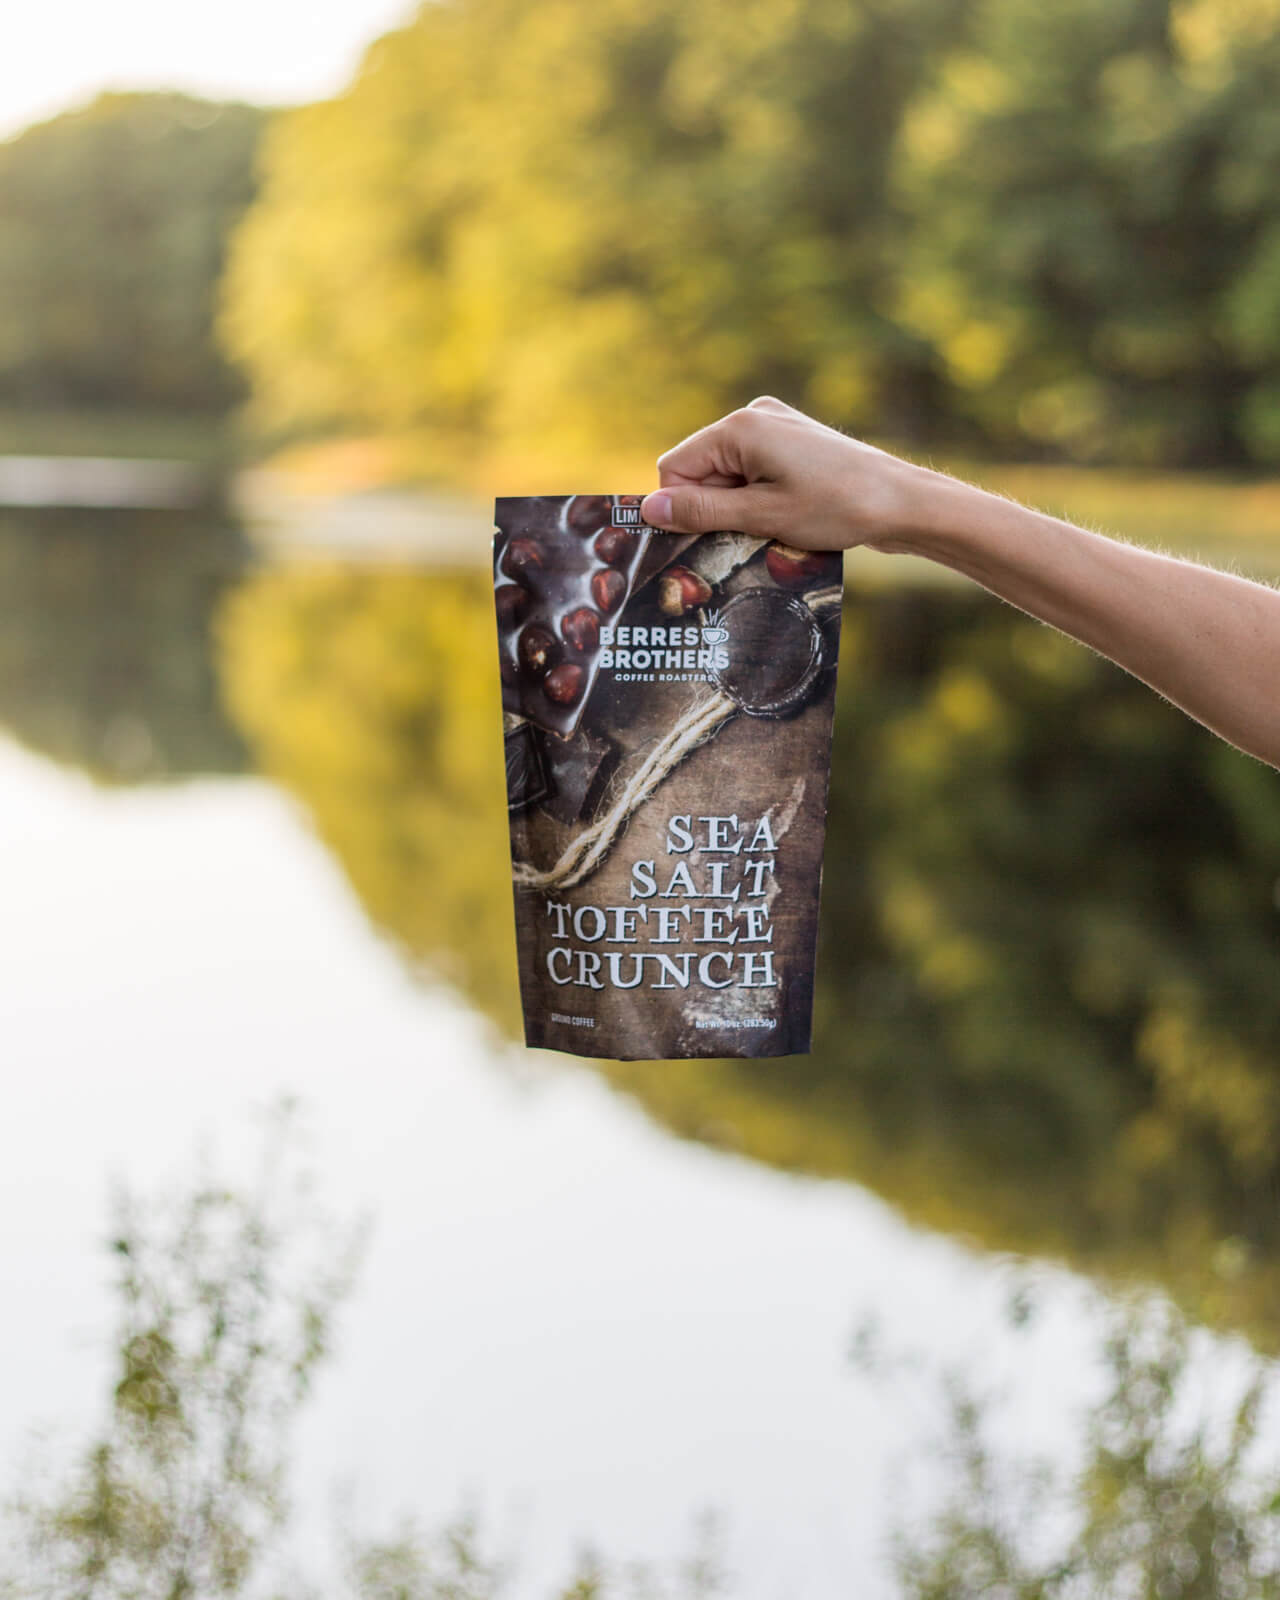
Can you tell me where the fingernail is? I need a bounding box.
[642,491,672,527]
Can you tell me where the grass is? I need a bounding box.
[935,455,1280,571]
[845,455,1280,588]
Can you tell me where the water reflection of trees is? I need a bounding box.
[216,566,1280,1345]
[218,564,520,1036]
[0,509,248,781]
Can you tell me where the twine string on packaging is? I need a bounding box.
[512,690,737,891]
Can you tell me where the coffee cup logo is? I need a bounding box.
[700,608,729,646]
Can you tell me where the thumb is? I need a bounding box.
[641,484,767,537]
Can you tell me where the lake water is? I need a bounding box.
[0,501,1277,1595]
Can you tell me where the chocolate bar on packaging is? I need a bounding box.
[494,493,843,1061]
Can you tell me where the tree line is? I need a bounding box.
[221,0,1280,470]
[4,0,1280,469]
[0,93,263,417]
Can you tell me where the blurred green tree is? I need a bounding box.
[219,0,964,475]
[220,0,1280,470]
[343,1510,727,1600]
[0,1101,365,1600]
[887,1291,1280,1599]
[891,0,1280,465]
[0,93,265,415]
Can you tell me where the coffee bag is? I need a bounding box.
[494,494,842,1060]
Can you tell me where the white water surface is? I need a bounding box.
[0,735,1160,1597]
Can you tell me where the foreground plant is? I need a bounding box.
[891,1291,1280,1600]
[1,1099,366,1600]
[0,1100,730,1600]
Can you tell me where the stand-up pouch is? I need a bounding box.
[494,494,842,1060]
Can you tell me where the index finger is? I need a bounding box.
[656,410,754,488]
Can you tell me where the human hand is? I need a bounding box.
[638,396,928,552]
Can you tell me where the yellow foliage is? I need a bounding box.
[934,666,1007,740]
[941,321,1013,388]
[1173,0,1280,80]
[1009,622,1098,690]
[939,52,1015,117]
[918,933,995,1000]
[1138,996,1280,1177]
[218,0,968,477]
[880,874,942,950]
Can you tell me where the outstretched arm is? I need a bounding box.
[639,397,1280,771]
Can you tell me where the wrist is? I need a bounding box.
[860,459,987,559]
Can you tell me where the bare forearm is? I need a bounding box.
[880,465,1280,769]
[642,400,1280,767]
